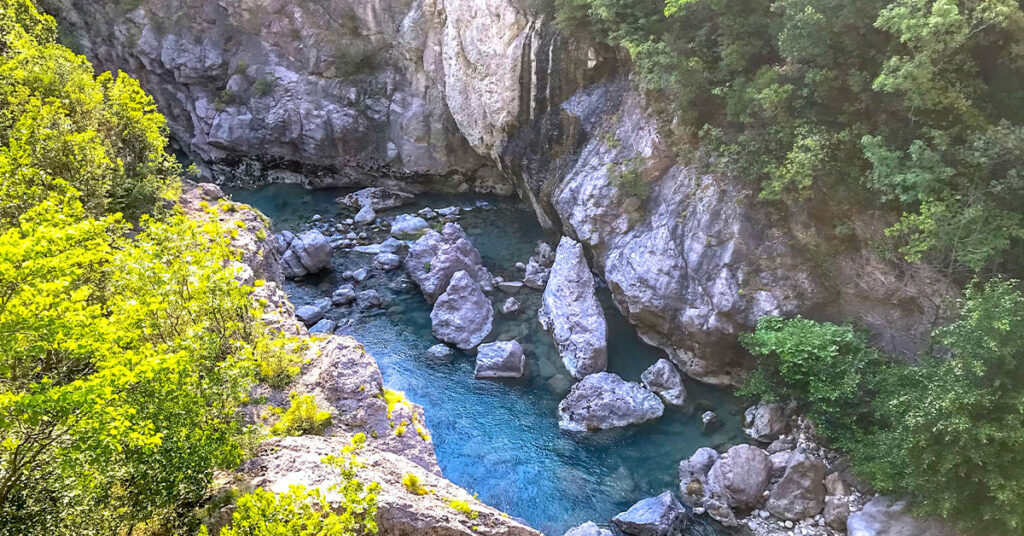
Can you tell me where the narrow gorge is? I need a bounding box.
[5,0,1021,535]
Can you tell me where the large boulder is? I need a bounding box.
[557,372,664,431]
[278,230,332,278]
[765,451,826,520]
[338,187,415,211]
[743,402,789,442]
[563,522,612,536]
[474,340,525,379]
[430,271,493,350]
[678,447,720,506]
[847,496,958,536]
[641,359,687,406]
[405,223,493,303]
[539,237,607,379]
[707,444,772,510]
[611,491,687,536]
[824,496,850,531]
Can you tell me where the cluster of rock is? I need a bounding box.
[179,182,537,536]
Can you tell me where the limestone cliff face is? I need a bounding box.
[46,1,951,384]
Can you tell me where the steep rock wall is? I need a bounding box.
[44,0,952,384]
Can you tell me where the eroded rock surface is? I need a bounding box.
[430,270,493,350]
[539,237,607,379]
[557,372,663,431]
[276,230,332,278]
[406,222,493,302]
[475,340,525,379]
[640,359,686,407]
[707,444,772,510]
[611,491,687,536]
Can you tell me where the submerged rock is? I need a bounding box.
[765,451,826,520]
[563,522,612,536]
[390,214,430,239]
[474,340,525,379]
[523,257,550,289]
[501,297,522,315]
[557,372,664,431]
[707,444,772,510]
[277,230,332,278]
[430,271,493,350]
[611,491,687,536]
[405,223,493,303]
[641,359,687,406]
[356,290,385,309]
[425,344,455,364]
[743,402,789,443]
[539,237,608,379]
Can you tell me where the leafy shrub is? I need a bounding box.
[252,76,275,97]
[740,280,1024,534]
[212,434,379,536]
[447,498,479,520]
[270,393,333,437]
[402,472,427,495]
[608,156,649,200]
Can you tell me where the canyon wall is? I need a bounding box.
[42,0,951,384]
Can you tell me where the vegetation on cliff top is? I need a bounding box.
[556,0,1024,279]
[555,0,1024,532]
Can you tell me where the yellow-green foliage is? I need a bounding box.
[447,498,479,520]
[0,0,181,227]
[270,393,332,437]
[393,419,408,437]
[212,435,379,536]
[412,412,431,441]
[382,387,409,418]
[401,472,427,496]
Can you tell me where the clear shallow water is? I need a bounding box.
[228,184,747,536]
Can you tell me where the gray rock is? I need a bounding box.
[769,451,792,481]
[497,280,524,293]
[703,496,738,527]
[390,214,430,239]
[430,271,493,350]
[425,344,455,364]
[743,402,789,443]
[523,257,550,289]
[357,290,384,309]
[373,253,402,271]
[707,444,772,510]
[515,261,527,271]
[563,522,612,536]
[825,472,851,497]
[354,205,376,225]
[611,491,686,536]
[331,285,357,305]
[641,359,686,406]
[824,496,849,531]
[766,435,797,454]
[353,237,405,255]
[701,411,719,431]
[474,340,525,379]
[501,297,522,315]
[308,318,337,334]
[352,268,369,282]
[847,496,958,536]
[405,223,493,302]
[766,451,826,520]
[539,237,607,379]
[418,207,438,219]
[557,372,664,431]
[338,187,415,211]
[437,206,460,217]
[295,298,331,326]
[679,447,720,506]
[279,230,332,278]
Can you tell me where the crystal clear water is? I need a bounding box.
[228,184,746,536]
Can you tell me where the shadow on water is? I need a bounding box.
[228,184,748,536]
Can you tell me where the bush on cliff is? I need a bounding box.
[0,1,299,534]
[741,279,1024,535]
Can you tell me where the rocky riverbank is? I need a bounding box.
[179,181,539,536]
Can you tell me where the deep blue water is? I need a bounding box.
[228,184,746,536]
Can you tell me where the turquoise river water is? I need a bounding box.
[229,184,747,536]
